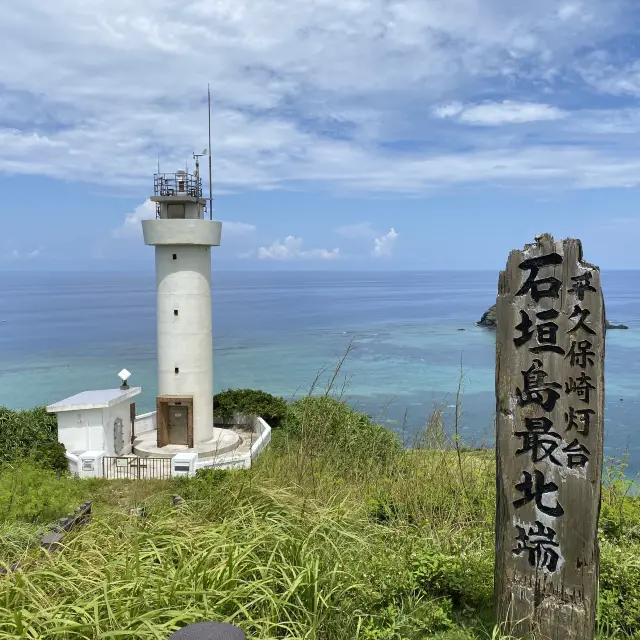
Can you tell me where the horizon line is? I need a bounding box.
[2,267,640,274]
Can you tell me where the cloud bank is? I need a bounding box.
[2,1,640,193]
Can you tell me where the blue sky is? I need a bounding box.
[2,0,640,270]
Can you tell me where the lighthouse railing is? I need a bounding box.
[154,173,202,198]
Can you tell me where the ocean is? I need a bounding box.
[0,270,638,477]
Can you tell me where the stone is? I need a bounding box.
[494,234,604,640]
[0,562,23,575]
[41,532,65,551]
[167,622,245,639]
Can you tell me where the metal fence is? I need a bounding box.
[102,456,172,480]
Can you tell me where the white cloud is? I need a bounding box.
[335,222,400,260]
[257,236,340,260]
[579,56,640,97]
[112,199,156,238]
[221,221,257,236]
[27,248,41,258]
[372,228,399,258]
[434,100,567,125]
[0,0,637,193]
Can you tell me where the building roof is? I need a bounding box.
[46,387,141,413]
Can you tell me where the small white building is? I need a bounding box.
[46,387,141,470]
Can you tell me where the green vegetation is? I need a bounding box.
[213,388,290,428]
[0,407,67,473]
[0,385,638,639]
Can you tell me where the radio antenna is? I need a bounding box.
[208,83,213,221]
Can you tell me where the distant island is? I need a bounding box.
[477,304,629,330]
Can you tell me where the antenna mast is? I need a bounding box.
[208,83,213,221]
[193,148,208,218]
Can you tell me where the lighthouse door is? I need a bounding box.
[168,405,188,445]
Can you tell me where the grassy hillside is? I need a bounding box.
[0,391,638,639]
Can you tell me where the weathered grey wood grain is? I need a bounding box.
[494,234,604,640]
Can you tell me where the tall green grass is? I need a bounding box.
[0,348,637,639]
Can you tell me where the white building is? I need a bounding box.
[142,166,222,448]
[46,386,141,477]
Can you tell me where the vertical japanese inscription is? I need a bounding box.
[494,235,604,640]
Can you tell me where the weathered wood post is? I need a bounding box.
[494,234,604,639]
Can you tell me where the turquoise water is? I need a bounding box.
[0,270,638,476]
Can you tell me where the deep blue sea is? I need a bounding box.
[0,270,638,477]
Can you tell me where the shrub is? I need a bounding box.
[0,461,80,524]
[213,389,290,428]
[0,406,68,473]
[411,543,494,610]
[360,599,454,639]
[598,540,640,635]
[287,395,401,466]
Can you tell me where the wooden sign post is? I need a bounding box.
[494,234,604,639]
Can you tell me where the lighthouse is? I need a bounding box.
[142,155,221,449]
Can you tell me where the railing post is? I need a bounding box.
[167,622,245,639]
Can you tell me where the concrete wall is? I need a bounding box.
[66,452,79,475]
[57,409,104,454]
[155,245,214,445]
[250,417,272,462]
[134,411,157,435]
[142,219,221,246]
[57,401,133,457]
[195,416,272,471]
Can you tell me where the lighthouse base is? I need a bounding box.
[133,426,241,459]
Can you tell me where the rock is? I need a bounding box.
[606,320,628,330]
[40,532,64,551]
[172,495,186,508]
[477,304,497,329]
[478,304,628,331]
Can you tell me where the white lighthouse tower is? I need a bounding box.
[142,155,221,449]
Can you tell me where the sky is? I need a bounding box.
[2,0,640,271]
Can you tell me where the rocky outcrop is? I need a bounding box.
[477,304,497,329]
[477,304,628,330]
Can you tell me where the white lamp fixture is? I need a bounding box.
[118,368,131,390]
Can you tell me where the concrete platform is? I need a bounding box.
[133,426,241,459]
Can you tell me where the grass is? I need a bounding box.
[0,352,638,639]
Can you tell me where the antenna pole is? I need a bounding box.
[208,83,213,221]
